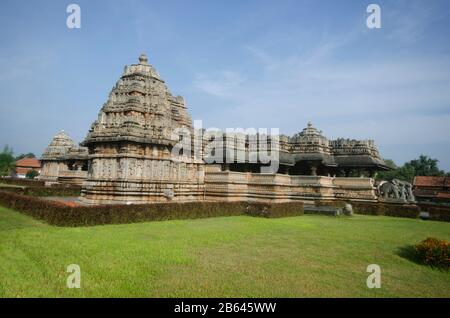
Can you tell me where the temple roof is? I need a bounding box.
[299,121,322,136]
[213,122,389,169]
[290,122,327,142]
[42,130,88,161]
[333,154,387,168]
[42,130,76,160]
[82,54,193,148]
[122,53,161,80]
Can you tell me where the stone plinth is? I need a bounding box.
[204,172,376,203]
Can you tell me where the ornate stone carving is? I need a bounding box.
[40,130,88,185]
[377,179,416,203]
[80,54,205,204]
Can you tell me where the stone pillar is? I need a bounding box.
[310,165,317,176]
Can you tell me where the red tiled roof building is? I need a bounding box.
[413,176,450,203]
[14,158,41,178]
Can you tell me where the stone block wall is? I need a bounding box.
[204,171,377,203]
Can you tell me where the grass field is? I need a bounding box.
[0,205,449,298]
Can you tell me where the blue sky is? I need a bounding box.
[1,0,449,170]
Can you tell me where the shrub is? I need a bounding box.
[245,202,304,218]
[26,169,39,179]
[0,190,247,226]
[0,184,81,197]
[382,204,420,218]
[254,200,421,219]
[347,202,381,215]
[350,201,420,218]
[23,185,81,197]
[315,200,346,208]
[0,190,306,226]
[417,203,450,222]
[0,177,45,186]
[414,237,450,270]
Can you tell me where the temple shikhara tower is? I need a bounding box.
[40,130,88,185]
[79,54,205,204]
[40,53,396,204]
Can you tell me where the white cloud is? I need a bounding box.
[189,42,450,168]
[194,70,246,98]
[195,48,450,119]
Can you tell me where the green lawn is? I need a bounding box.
[0,205,449,298]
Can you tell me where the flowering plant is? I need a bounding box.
[414,237,450,270]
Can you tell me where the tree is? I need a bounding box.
[375,159,400,181]
[0,145,16,177]
[15,153,36,160]
[376,155,446,183]
[380,159,396,169]
[404,155,445,177]
[26,169,39,179]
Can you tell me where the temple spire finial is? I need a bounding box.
[139,53,148,64]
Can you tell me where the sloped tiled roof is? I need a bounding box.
[413,176,447,187]
[15,158,41,168]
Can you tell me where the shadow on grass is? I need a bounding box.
[396,245,422,265]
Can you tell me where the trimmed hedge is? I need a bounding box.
[315,200,421,219]
[346,201,420,218]
[0,184,81,197]
[315,200,346,208]
[0,178,45,187]
[381,203,420,219]
[245,202,304,218]
[0,190,303,226]
[417,203,450,222]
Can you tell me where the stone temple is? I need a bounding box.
[40,54,391,204]
[40,130,88,185]
[79,54,205,203]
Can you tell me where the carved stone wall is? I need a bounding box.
[204,172,377,202]
[40,130,88,185]
[80,54,205,204]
